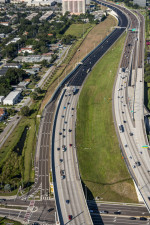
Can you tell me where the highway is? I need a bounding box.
[51,1,131,224]
[5,1,147,225]
[111,0,150,214]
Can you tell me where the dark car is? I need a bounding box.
[140,217,147,221]
[129,217,136,220]
[68,215,72,220]
[57,147,60,151]
[66,200,69,204]
[48,208,54,212]
[69,144,72,147]
[135,161,141,166]
[114,211,121,215]
[129,132,133,136]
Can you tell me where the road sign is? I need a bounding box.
[142,145,148,148]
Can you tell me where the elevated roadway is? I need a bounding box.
[112,0,150,214]
[51,1,131,224]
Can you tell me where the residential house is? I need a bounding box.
[0,108,6,121]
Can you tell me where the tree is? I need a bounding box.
[35,87,42,94]
[20,106,30,116]
[50,54,57,63]
[4,184,11,192]
[41,59,49,67]
[31,92,38,100]
[145,75,150,83]
[7,108,16,116]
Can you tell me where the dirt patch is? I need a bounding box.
[41,15,118,110]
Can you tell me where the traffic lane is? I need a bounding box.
[61,92,87,225]
[55,89,93,224]
[4,199,29,206]
[63,94,88,225]
[92,214,149,225]
[53,89,68,224]
[69,28,126,86]
[0,208,26,218]
[88,203,149,217]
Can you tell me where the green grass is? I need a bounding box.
[76,33,138,203]
[0,102,40,193]
[147,88,150,110]
[0,217,22,225]
[65,23,92,38]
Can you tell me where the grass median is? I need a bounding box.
[76,33,138,203]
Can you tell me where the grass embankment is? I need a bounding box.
[65,23,92,38]
[42,23,95,97]
[76,33,138,203]
[41,15,117,109]
[0,102,41,192]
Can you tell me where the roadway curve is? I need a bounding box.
[112,1,150,214]
[51,2,130,224]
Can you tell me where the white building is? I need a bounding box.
[39,11,54,21]
[18,45,35,54]
[133,0,146,7]
[27,0,55,6]
[6,37,20,46]
[4,63,21,69]
[3,91,21,105]
[26,13,38,21]
[62,0,85,15]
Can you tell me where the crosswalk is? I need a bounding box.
[24,200,35,223]
[41,196,51,200]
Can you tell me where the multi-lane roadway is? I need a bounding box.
[1,1,148,224]
[51,1,132,224]
[112,1,150,214]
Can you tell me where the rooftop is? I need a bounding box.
[4,90,21,101]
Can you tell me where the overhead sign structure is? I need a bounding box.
[142,145,149,148]
[132,28,136,31]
